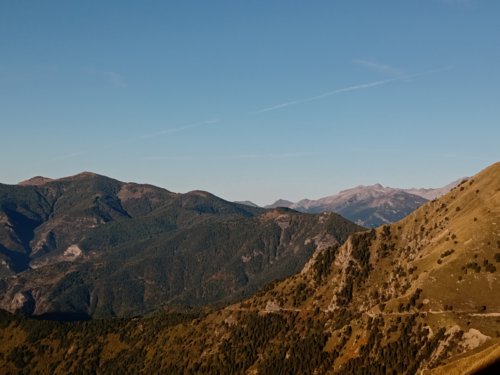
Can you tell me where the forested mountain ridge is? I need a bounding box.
[0,172,361,318]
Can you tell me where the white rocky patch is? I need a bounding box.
[10,292,28,311]
[63,245,82,261]
[275,215,290,230]
[461,328,490,351]
[265,300,281,313]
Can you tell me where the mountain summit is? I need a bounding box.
[18,176,54,186]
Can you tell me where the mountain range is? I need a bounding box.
[0,162,498,374]
[0,172,361,318]
[265,179,462,227]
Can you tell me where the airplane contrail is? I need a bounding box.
[251,65,454,114]
[251,78,397,114]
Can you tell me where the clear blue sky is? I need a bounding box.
[1,1,498,205]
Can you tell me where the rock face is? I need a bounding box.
[0,173,362,318]
[9,291,35,315]
[266,180,460,227]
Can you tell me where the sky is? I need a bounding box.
[0,0,499,205]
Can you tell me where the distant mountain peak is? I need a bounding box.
[264,178,461,227]
[234,200,260,208]
[186,190,213,198]
[19,172,107,186]
[264,199,294,209]
[73,171,98,177]
[65,171,103,180]
[338,183,388,195]
[405,178,465,200]
[18,176,53,186]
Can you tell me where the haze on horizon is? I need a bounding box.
[0,1,499,206]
